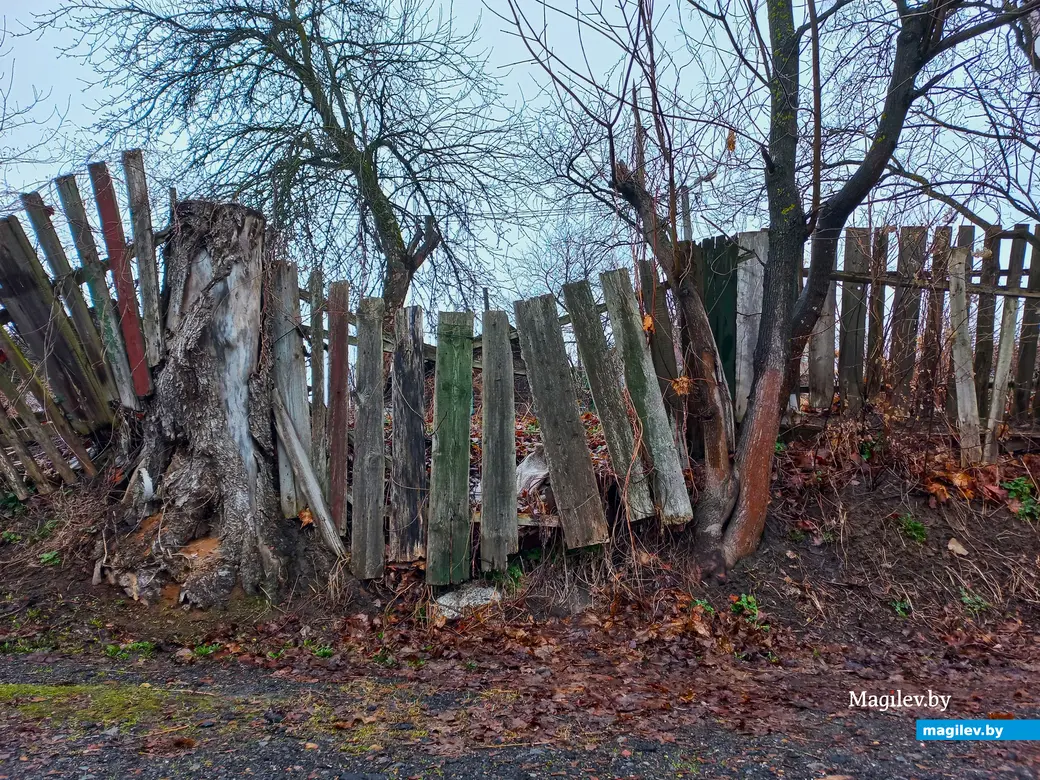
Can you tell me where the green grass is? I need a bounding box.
[960,587,990,617]
[897,514,927,544]
[891,599,912,618]
[193,643,221,657]
[312,645,335,659]
[38,551,61,566]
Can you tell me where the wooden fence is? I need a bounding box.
[1,151,1038,586]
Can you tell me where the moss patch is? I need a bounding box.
[0,683,207,726]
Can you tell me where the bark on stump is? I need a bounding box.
[108,201,296,607]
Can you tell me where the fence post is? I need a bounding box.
[890,227,927,411]
[480,310,517,572]
[269,260,310,518]
[984,226,1028,461]
[563,280,654,521]
[427,311,475,585]
[950,247,982,466]
[308,269,328,496]
[390,305,427,563]
[601,270,693,525]
[121,150,164,366]
[54,174,139,411]
[88,162,153,399]
[838,228,869,413]
[352,297,386,580]
[1013,224,1040,419]
[327,281,351,534]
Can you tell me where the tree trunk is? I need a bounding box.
[106,201,298,607]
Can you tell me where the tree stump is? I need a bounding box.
[108,201,297,607]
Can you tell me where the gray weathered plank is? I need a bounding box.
[514,296,608,547]
[0,407,52,494]
[890,226,927,410]
[480,310,517,572]
[838,227,870,413]
[918,226,950,415]
[950,247,982,465]
[390,305,427,563]
[1013,225,1040,418]
[636,259,681,417]
[54,174,139,411]
[601,270,693,525]
[121,149,164,366]
[974,225,1002,416]
[273,391,347,559]
[352,297,386,580]
[0,440,29,501]
[20,191,115,405]
[269,260,310,518]
[808,278,836,410]
[308,268,328,497]
[947,226,977,416]
[0,368,77,484]
[327,281,351,534]
[735,231,766,422]
[563,280,654,522]
[427,311,475,584]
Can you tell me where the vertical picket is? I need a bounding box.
[390,305,427,563]
[479,310,517,571]
[327,281,351,534]
[838,228,869,413]
[352,297,386,580]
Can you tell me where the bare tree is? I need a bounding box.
[504,0,1040,575]
[35,0,529,314]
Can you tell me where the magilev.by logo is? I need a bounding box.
[849,690,951,712]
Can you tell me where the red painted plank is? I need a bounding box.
[88,162,153,398]
[327,281,351,534]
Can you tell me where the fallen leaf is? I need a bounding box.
[304,742,319,750]
[298,508,314,528]
[642,313,655,334]
[947,537,969,556]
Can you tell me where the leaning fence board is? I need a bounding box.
[515,295,609,547]
[269,260,311,519]
[353,298,386,580]
[0,442,29,501]
[0,409,52,494]
[54,174,138,411]
[950,247,982,466]
[808,278,836,409]
[327,281,351,534]
[601,270,693,525]
[121,150,164,366]
[480,310,517,572]
[0,329,96,472]
[88,162,153,398]
[427,311,475,585]
[20,191,114,405]
[273,391,346,559]
[390,305,427,563]
[0,369,77,484]
[918,227,950,415]
[735,231,766,422]
[636,259,681,418]
[984,227,1028,461]
[865,229,888,400]
[838,228,870,413]
[563,280,654,522]
[1013,225,1040,419]
[0,216,110,427]
[889,227,927,410]
[308,269,328,496]
[974,225,1002,416]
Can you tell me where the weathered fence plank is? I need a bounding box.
[890,226,927,410]
[352,297,386,580]
[735,231,766,422]
[601,270,693,525]
[327,281,351,534]
[121,149,164,366]
[563,280,654,522]
[0,368,78,484]
[947,226,977,416]
[269,260,310,519]
[702,237,738,396]
[974,225,1002,416]
[950,247,982,466]
[808,278,836,409]
[20,191,114,405]
[515,295,609,547]
[0,442,29,501]
[0,408,52,494]
[984,226,1028,461]
[918,226,950,415]
[838,227,870,413]
[88,162,153,398]
[427,311,475,585]
[308,269,328,496]
[636,259,681,418]
[865,228,888,400]
[0,216,110,427]
[1013,224,1040,418]
[390,305,427,563]
[480,310,517,572]
[273,391,347,559]
[54,174,138,411]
